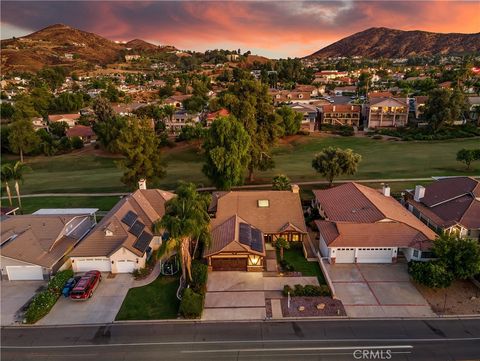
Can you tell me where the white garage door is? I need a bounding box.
[335,248,355,263]
[356,248,393,263]
[6,266,43,280]
[116,260,136,273]
[74,258,111,272]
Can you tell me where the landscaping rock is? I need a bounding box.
[316,303,325,310]
[298,306,305,312]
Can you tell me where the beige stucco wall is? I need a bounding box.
[110,247,146,273]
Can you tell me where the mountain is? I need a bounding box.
[307,27,480,59]
[0,24,176,73]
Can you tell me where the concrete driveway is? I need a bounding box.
[37,273,134,325]
[324,262,435,318]
[1,281,45,326]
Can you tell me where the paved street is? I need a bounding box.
[2,319,480,360]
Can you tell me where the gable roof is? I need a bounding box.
[1,214,91,268]
[70,189,175,258]
[313,182,436,240]
[369,97,408,107]
[66,125,95,138]
[204,215,265,257]
[210,190,307,235]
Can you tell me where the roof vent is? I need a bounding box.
[257,199,269,208]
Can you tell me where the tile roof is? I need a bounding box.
[210,190,307,235]
[66,125,95,138]
[321,104,361,113]
[1,214,91,268]
[369,97,408,107]
[48,113,80,122]
[70,189,175,257]
[418,177,479,207]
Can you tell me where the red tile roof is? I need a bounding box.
[66,125,95,138]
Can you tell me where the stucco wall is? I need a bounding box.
[110,247,146,273]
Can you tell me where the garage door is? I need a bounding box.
[116,260,136,273]
[212,258,247,271]
[74,258,111,272]
[356,248,393,263]
[335,248,355,263]
[6,266,43,280]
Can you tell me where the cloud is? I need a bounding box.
[1,1,479,58]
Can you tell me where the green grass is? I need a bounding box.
[16,196,121,214]
[6,136,480,194]
[279,246,326,285]
[115,276,180,320]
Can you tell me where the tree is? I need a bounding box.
[115,117,166,188]
[433,233,480,280]
[92,97,126,152]
[275,237,290,261]
[153,183,211,282]
[272,174,291,190]
[408,261,454,289]
[1,164,13,207]
[456,148,480,170]
[275,106,302,136]
[10,161,30,210]
[423,88,469,133]
[49,121,69,138]
[202,116,251,190]
[8,120,40,162]
[312,147,362,186]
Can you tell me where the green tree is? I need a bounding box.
[456,148,479,170]
[0,102,15,119]
[275,237,290,261]
[408,261,454,289]
[115,117,166,188]
[272,174,291,190]
[92,97,126,152]
[423,88,469,133]
[202,116,251,190]
[275,106,302,136]
[312,147,362,186]
[1,164,14,206]
[153,183,211,282]
[8,120,40,162]
[49,121,69,138]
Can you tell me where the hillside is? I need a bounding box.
[125,39,176,53]
[307,27,480,59]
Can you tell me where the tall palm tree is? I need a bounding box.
[153,182,211,282]
[1,164,14,207]
[10,161,30,210]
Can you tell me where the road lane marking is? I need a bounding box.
[2,337,479,349]
[181,345,413,354]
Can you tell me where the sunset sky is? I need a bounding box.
[1,1,479,58]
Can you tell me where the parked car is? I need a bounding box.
[70,270,102,301]
[62,276,81,297]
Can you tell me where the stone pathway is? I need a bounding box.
[271,299,283,319]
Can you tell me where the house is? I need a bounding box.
[48,113,80,127]
[125,54,141,61]
[165,110,201,133]
[319,104,361,127]
[204,186,308,271]
[31,117,47,131]
[164,94,192,108]
[69,187,175,274]
[365,97,409,129]
[111,102,146,116]
[295,84,320,97]
[405,177,480,241]
[65,125,96,143]
[368,91,393,99]
[226,54,240,62]
[205,108,230,126]
[333,86,356,96]
[271,90,311,105]
[412,96,428,120]
[288,103,318,131]
[1,210,97,280]
[468,96,480,124]
[313,183,437,264]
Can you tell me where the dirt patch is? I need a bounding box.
[415,280,480,315]
[265,299,272,318]
[281,297,346,317]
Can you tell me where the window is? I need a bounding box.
[292,234,299,242]
[413,250,419,258]
[257,199,269,208]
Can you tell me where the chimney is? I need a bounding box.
[138,179,147,190]
[414,185,425,202]
[333,105,336,111]
[291,184,300,194]
[381,184,390,197]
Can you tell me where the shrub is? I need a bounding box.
[282,284,331,297]
[47,270,74,294]
[25,290,58,324]
[408,261,454,289]
[191,260,208,295]
[280,259,294,272]
[179,288,204,319]
[71,136,84,149]
[283,285,293,296]
[297,130,310,136]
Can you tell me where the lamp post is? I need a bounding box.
[288,291,291,309]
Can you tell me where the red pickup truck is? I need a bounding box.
[70,270,102,300]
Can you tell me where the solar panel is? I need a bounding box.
[251,229,264,253]
[129,221,145,237]
[133,231,153,252]
[121,211,138,227]
[239,223,252,246]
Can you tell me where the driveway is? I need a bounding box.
[37,273,134,325]
[324,262,435,317]
[203,272,319,321]
[1,281,45,326]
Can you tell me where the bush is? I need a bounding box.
[297,130,310,136]
[280,259,294,272]
[282,284,331,297]
[71,136,84,149]
[25,290,58,324]
[320,124,354,136]
[191,260,208,295]
[47,269,74,294]
[408,261,454,289]
[179,288,204,319]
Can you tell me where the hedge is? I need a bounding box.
[179,288,204,319]
[283,284,331,297]
[408,261,454,289]
[25,270,74,324]
[191,261,208,295]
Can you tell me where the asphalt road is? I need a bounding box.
[2,318,480,361]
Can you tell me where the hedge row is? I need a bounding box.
[283,284,331,297]
[372,124,480,141]
[25,270,74,324]
[179,261,208,319]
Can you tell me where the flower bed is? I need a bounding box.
[280,297,346,317]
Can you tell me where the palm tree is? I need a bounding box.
[10,161,30,210]
[1,164,14,207]
[153,182,211,282]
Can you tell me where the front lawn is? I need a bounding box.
[278,245,326,285]
[115,276,180,320]
[19,196,121,214]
